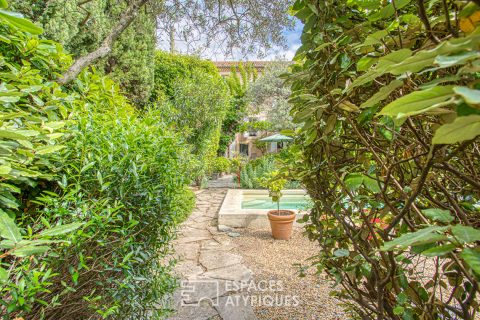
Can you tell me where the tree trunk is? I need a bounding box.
[58,0,149,85]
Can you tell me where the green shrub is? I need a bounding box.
[212,157,231,174]
[171,186,196,224]
[153,54,230,184]
[152,51,220,102]
[0,7,193,319]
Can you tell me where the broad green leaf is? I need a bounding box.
[363,176,381,193]
[349,0,381,10]
[0,129,28,140]
[0,165,11,175]
[432,115,480,144]
[389,33,480,75]
[351,49,412,89]
[361,30,388,46]
[333,249,350,257]
[338,101,359,112]
[461,248,480,274]
[13,167,41,177]
[0,239,14,249]
[451,225,480,243]
[454,86,480,105]
[35,145,65,155]
[421,244,456,257]
[0,183,20,193]
[344,173,363,191]
[39,222,83,237]
[393,306,404,315]
[390,49,438,74]
[0,209,21,243]
[0,95,20,103]
[0,267,7,284]
[361,80,403,109]
[12,245,50,257]
[369,0,411,21]
[435,51,480,68]
[380,86,454,118]
[377,49,413,69]
[0,194,19,209]
[457,102,480,116]
[381,226,448,251]
[0,9,43,34]
[0,0,7,9]
[422,208,454,223]
[357,56,377,72]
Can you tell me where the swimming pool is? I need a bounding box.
[218,189,310,228]
[241,194,310,210]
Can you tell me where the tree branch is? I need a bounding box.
[417,0,440,44]
[58,0,149,85]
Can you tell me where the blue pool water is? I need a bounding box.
[241,195,310,210]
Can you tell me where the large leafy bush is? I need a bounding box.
[0,5,193,319]
[154,52,229,183]
[288,0,480,318]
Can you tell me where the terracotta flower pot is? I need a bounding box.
[267,210,296,240]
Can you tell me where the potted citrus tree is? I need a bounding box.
[261,171,296,240]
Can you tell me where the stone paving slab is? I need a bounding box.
[167,187,257,320]
[216,295,257,320]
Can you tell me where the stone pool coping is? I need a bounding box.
[218,189,308,228]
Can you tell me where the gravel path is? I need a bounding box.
[230,227,345,320]
[167,184,344,320]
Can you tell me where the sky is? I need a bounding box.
[264,21,303,61]
[157,19,303,62]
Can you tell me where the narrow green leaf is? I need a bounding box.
[35,145,65,155]
[422,208,454,223]
[0,10,43,34]
[432,115,480,144]
[421,244,456,257]
[12,245,50,257]
[380,86,454,118]
[0,95,20,103]
[381,226,448,251]
[361,80,403,109]
[0,209,21,243]
[0,129,28,140]
[39,222,83,237]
